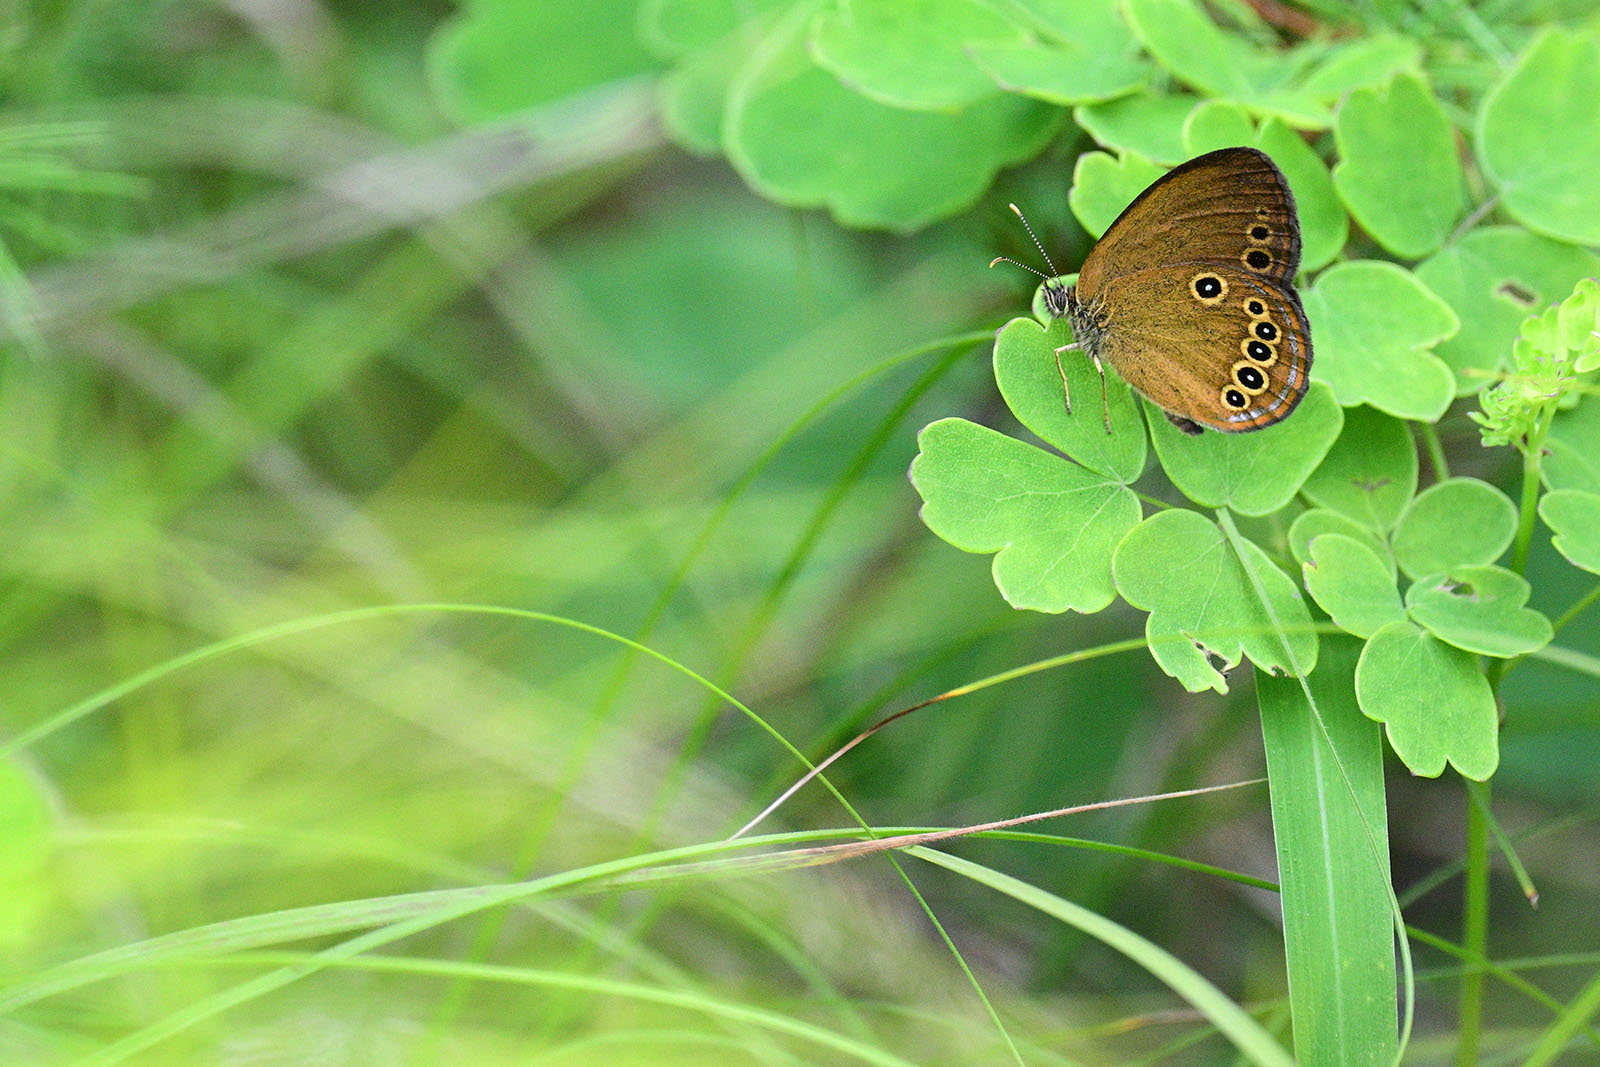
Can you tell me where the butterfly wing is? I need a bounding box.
[1090,264,1312,432]
[1071,147,1311,433]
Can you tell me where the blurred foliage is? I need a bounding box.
[0,1,1598,1065]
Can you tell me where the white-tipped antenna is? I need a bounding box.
[990,202,1061,280]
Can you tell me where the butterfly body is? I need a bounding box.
[1025,147,1313,434]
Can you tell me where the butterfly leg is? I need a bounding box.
[1053,341,1079,414]
[1091,352,1111,434]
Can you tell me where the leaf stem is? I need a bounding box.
[1551,581,1600,634]
[1462,412,1549,1063]
[1417,421,1451,483]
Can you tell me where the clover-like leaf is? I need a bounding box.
[1391,477,1516,580]
[1300,405,1417,531]
[1289,509,1394,578]
[1074,93,1197,166]
[1404,565,1551,658]
[1332,73,1466,259]
[1355,621,1498,780]
[725,12,1059,230]
[1302,261,1458,421]
[1545,396,1600,495]
[1297,34,1422,99]
[1113,509,1318,693]
[1145,384,1342,516]
[910,418,1141,613]
[1303,534,1406,640]
[659,26,758,152]
[1539,489,1600,575]
[1415,227,1600,395]
[809,0,1021,112]
[430,0,661,123]
[640,0,786,55]
[1067,150,1167,237]
[970,39,1148,107]
[1478,29,1600,245]
[1182,100,1254,155]
[1123,0,1327,128]
[993,316,1147,483]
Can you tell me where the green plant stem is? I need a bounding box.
[1552,581,1600,634]
[1417,422,1450,483]
[1461,415,1550,1064]
[1458,785,1490,1067]
[1508,432,1545,576]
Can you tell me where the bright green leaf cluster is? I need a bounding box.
[1471,278,1600,449]
[1298,472,1539,780]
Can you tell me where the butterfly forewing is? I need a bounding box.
[1069,146,1312,433]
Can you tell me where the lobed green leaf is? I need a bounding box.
[1300,405,1417,532]
[1303,534,1405,640]
[1302,261,1458,421]
[1391,477,1516,580]
[1332,73,1465,259]
[1355,621,1499,780]
[1478,29,1600,246]
[809,0,1020,112]
[1113,509,1317,693]
[1289,509,1394,579]
[1415,227,1600,396]
[909,418,1141,614]
[1404,566,1551,658]
[993,316,1148,483]
[1538,489,1600,575]
[1145,384,1342,516]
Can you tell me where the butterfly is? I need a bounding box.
[993,147,1312,435]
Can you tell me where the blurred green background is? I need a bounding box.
[2,2,1598,1064]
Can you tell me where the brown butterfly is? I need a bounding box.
[994,147,1313,435]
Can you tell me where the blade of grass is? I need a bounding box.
[1257,636,1398,1065]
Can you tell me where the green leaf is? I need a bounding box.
[1255,119,1347,272]
[639,0,785,54]
[1355,621,1499,779]
[1289,509,1394,579]
[1303,534,1405,639]
[725,9,1060,230]
[430,0,661,123]
[1300,405,1417,531]
[809,0,1020,112]
[1302,261,1458,421]
[1145,384,1343,516]
[1074,93,1197,165]
[993,317,1148,483]
[1257,637,1398,1066]
[1067,150,1167,237]
[1545,396,1600,495]
[1113,509,1317,693]
[969,39,1148,107]
[1122,0,1328,128]
[1391,477,1516,580]
[1478,29,1600,245]
[1332,73,1466,259]
[1538,489,1600,574]
[1297,33,1422,98]
[1415,227,1600,395]
[1182,100,1255,155]
[659,26,754,153]
[1404,565,1552,658]
[910,418,1141,613]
